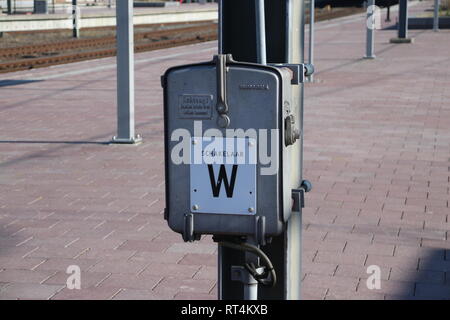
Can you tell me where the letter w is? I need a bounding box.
[207,165,238,198]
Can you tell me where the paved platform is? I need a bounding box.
[0,0,449,300]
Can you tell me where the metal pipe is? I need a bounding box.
[244,248,258,300]
[365,0,376,59]
[255,0,267,65]
[433,0,440,32]
[308,0,315,81]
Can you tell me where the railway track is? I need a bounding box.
[0,7,364,74]
[0,23,218,73]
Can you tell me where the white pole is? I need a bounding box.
[433,0,440,32]
[308,0,315,81]
[112,0,142,144]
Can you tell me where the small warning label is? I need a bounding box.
[178,94,213,119]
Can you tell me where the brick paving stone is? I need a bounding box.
[116,239,171,252]
[303,262,338,276]
[178,253,217,267]
[193,266,217,280]
[32,258,98,272]
[344,243,395,256]
[357,280,416,298]
[50,287,121,300]
[166,242,217,255]
[88,260,149,275]
[414,283,450,299]
[301,285,327,300]
[174,292,216,300]
[43,271,110,288]
[314,251,367,266]
[0,257,45,270]
[140,263,201,279]
[113,288,174,300]
[75,248,137,261]
[366,255,419,271]
[153,277,215,295]
[389,268,445,285]
[0,269,56,284]
[130,251,184,264]
[335,264,390,281]
[326,288,385,300]
[24,245,88,259]
[98,273,161,290]
[302,274,359,291]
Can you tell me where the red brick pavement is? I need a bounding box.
[0,0,449,300]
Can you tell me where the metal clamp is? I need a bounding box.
[292,180,312,212]
[182,213,200,242]
[231,266,258,285]
[270,63,315,85]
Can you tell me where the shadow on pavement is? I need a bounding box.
[0,80,43,87]
[393,248,450,300]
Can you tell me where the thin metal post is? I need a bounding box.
[7,0,12,14]
[72,0,79,38]
[433,0,440,32]
[285,0,305,300]
[390,0,413,43]
[398,0,408,39]
[308,0,315,81]
[255,0,267,65]
[364,0,376,59]
[243,239,259,300]
[112,0,142,144]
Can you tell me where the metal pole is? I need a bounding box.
[308,0,315,81]
[219,0,307,300]
[243,239,259,300]
[72,0,79,38]
[285,0,305,300]
[433,0,440,32]
[255,0,267,65]
[7,0,12,14]
[218,0,223,54]
[112,0,142,144]
[398,0,408,39]
[364,0,376,59]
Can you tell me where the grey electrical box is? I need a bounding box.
[162,55,305,244]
